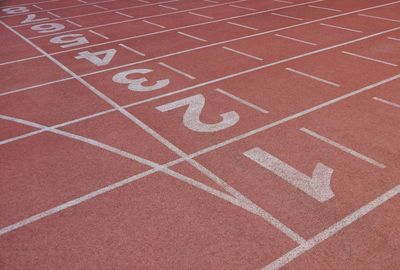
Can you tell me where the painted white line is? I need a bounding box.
[373,96,400,109]
[66,19,82,28]
[358,13,400,23]
[188,11,214,20]
[227,21,258,31]
[263,184,400,269]
[158,4,178,11]
[275,33,317,46]
[300,128,386,168]
[78,0,88,3]
[138,0,150,3]
[320,22,363,33]
[274,0,293,4]
[342,51,398,66]
[215,88,269,113]
[32,4,43,10]
[118,43,145,56]
[229,4,257,11]
[271,12,304,21]
[178,31,207,42]
[308,5,342,12]
[286,68,340,87]
[0,78,74,97]
[142,19,166,28]
[89,29,109,39]
[0,55,43,66]
[115,11,134,19]
[223,46,263,61]
[205,0,219,3]
[93,4,108,10]
[47,11,61,18]
[159,62,196,79]
[4,19,305,245]
[388,36,400,42]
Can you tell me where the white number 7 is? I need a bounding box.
[156,94,240,133]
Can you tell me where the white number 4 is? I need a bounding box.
[156,94,240,133]
[75,49,116,66]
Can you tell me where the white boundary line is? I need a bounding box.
[158,62,196,79]
[89,29,109,39]
[114,11,134,19]
[222,46,263,61]
[358,13,400,23]
[118,43,145,56]
[271,12,304,21]
[274,33,317,46]
[226,21,259,31]
[215,88,269,113]
[300,128,386,168]
[342,51,398,67]
[320,22,363,33]
[308,5,342,12]
[178,31,207,42]
[286,68,340,87]
[229,4,257,11]
[188,11,214,20]
[142,19,166,29]
[373,96,400,109]
[263,184,400,269]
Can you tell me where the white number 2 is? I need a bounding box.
[75,49,116,66]
[156,94,240,133]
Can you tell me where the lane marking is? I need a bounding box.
[47,11,61,18]
[93,4,108,10]
[215,88,269,113]
[66,19,82,28]
[88,29,109,39]
[271,12,304,21]
[286,68,340,87]
[227,21,259,31]
[320,22,363,33]
[388,36,400,42]
[263,185,400,269]
[115,11,134,19]
[32,4,43,10]
[274,33,317,46]
[188,11,214,20]
[229,4,257,11]
[300,128,386,168]
[138,0,150,3]
[118,43,145,56]
[342,51,398,66]
[205,0,219,3]
[222,46,263,61]
[158,4,178,11]
[308,5,342,12]
[178,31,207,42]
[274,0,293,4]
[3,18,306,245]
[142,19,166,28]
[358,13,400,23]
[78,0,88,3]
[0,55,43,66]
[373,96,400,109]
[159,62,196,79]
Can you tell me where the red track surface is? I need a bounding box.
[1,0,399,269]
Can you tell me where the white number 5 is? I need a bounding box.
[156,94,240,133]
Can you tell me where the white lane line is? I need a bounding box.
[223,46,263,61]
[300,128,386,168]
[0,55,43,66]
[89,29,109,39]
[388,36,400,42]
[373,96,400,109]
[215,88,269,113]
[6,19,306,245]
[271,12,304,21]
[138,0,150,3]
[118,43,145,56]
[78,0,88,3]
[229,4,257,11]
[308,5,342,12]
[263,185,400,270]
[274,0,293,4]
[66,19,82,28]
[159,62,196,79]
[342,51,398,66]
[275,33,317,46]
[358,13,400,23]
[178,31,207,42]
[286,68,340,87]
[115,11,134,18]
[158,4,178,11]
[320,22,363,33]
[32,4,43,10]
[205,0,219,3]
[142,19,166,28]
[47,11,61,18]
[227,21,259,30]
[188,11,214,19]
[93,4,108,10]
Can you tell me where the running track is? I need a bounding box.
[1,0,399,269]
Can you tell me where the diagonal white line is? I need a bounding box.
[215,88,269,113]
[286,68,340,87]
[342,51,398,67]
[373,96,400,109]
